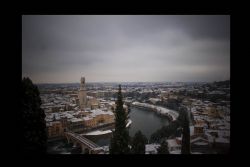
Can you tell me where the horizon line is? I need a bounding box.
[34,80,230,85]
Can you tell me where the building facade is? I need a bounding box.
[47,121,64,140]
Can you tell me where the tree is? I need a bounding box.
[180,107,190,154]
[131,130,147,154]
[110,85,130,154]
[20,77,47,153]
[84,148,90,154]
[150,120,181,143]
[127,103,131,114]
[157,140,169,154]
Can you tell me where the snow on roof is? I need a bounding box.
[108,102,115,105]
[191,137,209,144]
[87,96,94,99]
[70,118,83,123]
[66,114,74,119]
[83,116,93,121]
[149,98,161,101]
[101,146,109,151]
[90,109,114,117]
[166,139,180,148]
[145,144,160,154]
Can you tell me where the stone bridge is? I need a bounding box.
[64,131,104,154]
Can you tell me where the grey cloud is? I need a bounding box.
[22,15,230,83]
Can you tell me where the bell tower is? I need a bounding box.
[79,77,87,110]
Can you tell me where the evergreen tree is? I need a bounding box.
[157,140,169,154]
[110,85,130,154]
[20,77,47,153]
[131,130,147,154]
[127,103,131,114]
[150,120,181,143]
[180,108,190,154]
[84,148,90,154]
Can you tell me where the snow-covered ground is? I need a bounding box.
[145,144,160,154]
[126,119,132,127]
[83,130,112,135]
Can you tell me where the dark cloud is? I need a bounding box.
[22,15,230,83]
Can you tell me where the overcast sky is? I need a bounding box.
[22,15,230,83]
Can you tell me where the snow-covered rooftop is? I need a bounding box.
[70,118,83,123]
[166,139,180,148]
[145,144,160,154]
[90,109,114,117]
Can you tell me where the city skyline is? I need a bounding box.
[22,15,230,83]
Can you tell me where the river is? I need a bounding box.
[47,107,170,153]
[82,107,170,146]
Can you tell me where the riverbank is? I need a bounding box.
[131,101,179,121]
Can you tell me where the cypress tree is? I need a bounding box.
[110,85,130,154]
[157,140,169,154]
[131,130,147,154]
[181,108,190,154]
[127,103,131,115]
[20,77,47,153]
